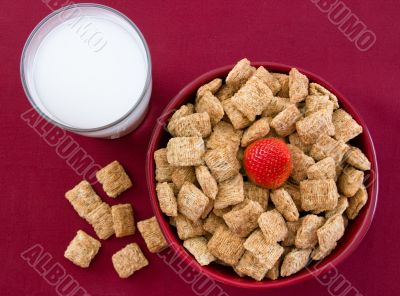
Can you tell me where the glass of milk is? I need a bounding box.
[21,4,152,138]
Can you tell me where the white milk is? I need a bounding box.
[22,5,151,138]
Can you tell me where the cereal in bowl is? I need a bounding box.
[154,58,371,281]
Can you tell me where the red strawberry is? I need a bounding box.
[243,138,291,189]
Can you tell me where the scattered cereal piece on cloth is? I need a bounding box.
[96,161,132,198]
[64,230,101,268]
[112,243,149,278]
[137,216,168,253]
[86,202,115,240]
[65,180,102,220]
[111,204,135,238]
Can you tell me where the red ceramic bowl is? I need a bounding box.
[146,62,378,289]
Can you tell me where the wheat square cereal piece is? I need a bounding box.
[267,247,291,279]
[156,182,178,217]
[64,230,101,268]
[300,179,338,212]
[282,220,302,247]
[288,144,315,183]
[203,212,226,234]
[312,238,337,260]
[335,164,344,181]
[234,251,270,281]
[288,133,312,154]
[137,217,168,253]
[338,166,364,197]
[222,98,252,129]
[166,137,205,166]
[226,58,255,91]
[154,148,174,182]
[86,202,115,240]
[168,182,179,196]
[258,209,288,243]
[168,104,194,125]
[311,243,337,261]
[112,243,148,278]
[65,180,102,220]
[96,161,132,198]
[175,214,206,240]
[280,248,312,277]
[171,166,196,190]
[263,116,274,134]
[317,214,345,252]
[233,261,247,277]
[243,229,264,253]
[231,76,274,121]
[214,174,244,209]
[244,182,269,210]
[307,157,336,180]
[262,96,291,117]
[289,68,309,103]
[305,95,334,116]
[204,148,240,182]
[282,182,302,211]
[201,198,214,219]
[310,135,349,164]
[183,237,216,266]
[111,204,135,238]
[168,112,212,138]
[195,165,218,199]
[166,104,195,135]
[241,117,270,147]
[244,230,284,267]
[295,215,325,249]
[206,121,242,153]
[270,104,302,137]
[177,182,209,221]
[230,198,250,211]
[296,110,335,145]
[195,92,224,126]
[346,186,368,219]
[309,82,339,109]
[207,226,245,265]
[215,84,236,101]
[222,200,264,237]
[332,109,363,142]
[345,146,371,171]
[253,66,281,95]
[267,130,286,143]
[272,73,290,98]
[196,78,223,99]
[270,189,299,222]
[326,196,349,219]
[213,206,232,217]
[266,258,281,280]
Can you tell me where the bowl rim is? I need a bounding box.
[146,62,379,289]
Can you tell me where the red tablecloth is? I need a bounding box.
[1,0,399,295]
